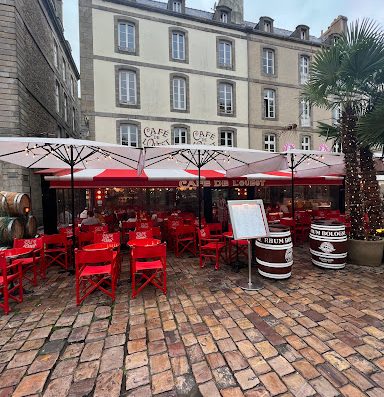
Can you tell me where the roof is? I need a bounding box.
[129,0,323,44]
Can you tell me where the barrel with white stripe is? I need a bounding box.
[309,220,347,269]
[255,224,293,279]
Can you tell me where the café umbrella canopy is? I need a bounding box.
[141,144,286,227]
[0,137,142,263]
[227,149,345,217]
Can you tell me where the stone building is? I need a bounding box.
[0,0,80,222]
[79,0,345,153]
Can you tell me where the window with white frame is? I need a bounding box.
[332,105,342,126]
[118,22,135,52]
[332,140,342,153]
[55,81,60,113]
[300,98,311,127]
[301,29,307,40]
[120,124,138,147]
[173,127,187,144]
[172,77,186,110]
[218,40,232,68]
[264,21,271,32]
[301,135,311,150]
[262,49,275,75]
[219,83,233,115]
[264,133,276,152]
[172,1,182,12]
[220,130,234,147]
[119,70,137,105]
[64,94,68,122]
[72,107,76,131]
[300,55,309,84]
[62,58,66,82]
[172,31,185,60]
[220,11,228,23]
[264,89,275,118]
[53,40,58,68]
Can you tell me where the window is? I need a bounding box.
[172,77,186,110]
[53,40,58,68]
[264,134,276,152]
[332,105,342,126]
[332,141,342,153]
[299,56,309,84]
[70,75,74,96]
[55,81,60,113]
[120,124,138,147]
[300,98,311,127]
[264,21,271,32]
[264,89,275,118]
[118,22,135,52]
[62,58,66,81]
[219,83,233,115]
[301,135,311,150]
[301,29,307,40]
[173,127,187,144]
[172,31,185,61]
[262,49,275,75]
[119,70,137,105]
[218,40,232,68]
[220,11,228,23]
[220,130,234,147]
[72,107,76,131]
[172,1,182,12]
[64,94,68,122]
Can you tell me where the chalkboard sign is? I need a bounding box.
[228,200,269,240]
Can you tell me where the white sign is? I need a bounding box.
[228,200,269,240]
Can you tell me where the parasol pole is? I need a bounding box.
[290,153,295,219]
[70,145,76,271]
[198,149,202,229]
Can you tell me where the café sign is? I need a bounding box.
[179,179,265,188]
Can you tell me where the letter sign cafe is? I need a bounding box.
[178,179,266,188]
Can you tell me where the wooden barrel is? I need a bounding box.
[0,217,24,244]
[0,191,31,216]
[25,215,37,237]
[255,224,293,279]
[309,220,347,269]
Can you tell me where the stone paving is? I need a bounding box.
[1,247,384,396]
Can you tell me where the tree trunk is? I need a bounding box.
[360,146,383,235]
[341,108,365,240]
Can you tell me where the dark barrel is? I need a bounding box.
[255,224,293,279]
[25,215,38,238]
[309,220,347,269]
[0,217,24,244]
[0,191,31,216]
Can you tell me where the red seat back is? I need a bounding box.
[76,249,115,266]
[94,232,120,244]
[129,230,153,240]
[208,223,223,234]
[82,224,108,233]
[14,237,43,250]
[136,220,153,230]
[131,243,166,263]
[43,234,67,247]
[77,232,94,248]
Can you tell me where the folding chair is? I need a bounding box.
[81,224,108,233]
[295,211,311,243]
[13,238,44,286]
[75,249,118,305]
[129,230,153,241]
[175,225,196,257]
[280,218,296,245]
[136,220,153,230]
[77,232,94,249]
[207,223,224,241]
[131,243,167,298]
[197,227,226,270]
[0,255,23,314]
[94,232,122,278]
[43,234,69,276]
[121,220,136,243]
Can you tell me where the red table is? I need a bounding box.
[83,243,120,251]
[127,238,161,248]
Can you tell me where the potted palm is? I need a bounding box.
[304,19,384,266]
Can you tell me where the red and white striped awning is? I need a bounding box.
[44,169,343,188]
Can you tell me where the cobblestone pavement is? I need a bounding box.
[1,247,384,396]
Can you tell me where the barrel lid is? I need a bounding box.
[312,220,343,227]
[268,224,290,233]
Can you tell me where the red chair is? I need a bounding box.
[13,238,44,286]
[129,230,153,240]
[280,218,296,245]
[295,211,311,243]
[208,223,224,241]
[175,225,196,257]
[166,219,183,250]
[59,226,79,237]
[121,220,136,243]
[43,234,68,276]
[81,224,108,233]
[131,243,167,298]
[197,227,226,270]
[151,227,162,240]
[0,255,23,314]
[136,220,153,230]
[75,249,118,305]
[94,232,121,244]
[77,232,94,249]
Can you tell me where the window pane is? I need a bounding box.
[119,23,135,51]
[119,71,137,104]
[172,32,185,60]
[173,78,186,110]
[121,124,138,147]
[219,83,233,114]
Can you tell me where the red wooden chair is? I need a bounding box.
[13,238,44,286]
[81,224,108,233]
[43,234,68,276]
[175,225,196,257]
[280,218,296,245]
[121,220,136,243]
[77,232,95,249]
[197,227,226,270]
[0,255,23,314]
[75,249,118,305]
[131,243,167,298]
[129,230,153,240]
[295,211,311,243]
[208,223,224,241]
[166,218,183,250]
[94,232,121,244]
[151,227,162,240]
[136,220,153,230]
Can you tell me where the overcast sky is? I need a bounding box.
[63,0,384,69]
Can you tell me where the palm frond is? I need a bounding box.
[316,122,340,141]
[357,98,384,147]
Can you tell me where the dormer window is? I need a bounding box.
[301,29,307,40]
[264,21,271,32]
[220,11,228,23]
[172,1,182,13]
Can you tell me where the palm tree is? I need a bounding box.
[304,19,384,239]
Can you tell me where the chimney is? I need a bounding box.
[321,15,348,40]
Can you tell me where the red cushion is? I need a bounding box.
[80,264,111,277]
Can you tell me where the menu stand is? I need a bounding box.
[236,239,263,291]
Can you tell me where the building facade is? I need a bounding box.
[79,0,345,153]
[0,0,80,222]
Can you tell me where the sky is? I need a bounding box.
[63,0,384,70]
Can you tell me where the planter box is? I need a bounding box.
[348,238,384,267]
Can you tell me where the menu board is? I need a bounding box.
[228,200,269,240]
